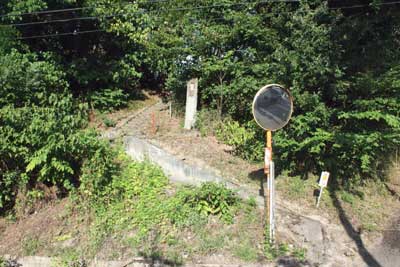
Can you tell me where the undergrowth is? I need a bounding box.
[78,151,242,261]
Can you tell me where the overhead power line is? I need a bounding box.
[0,0,172,19]
[0,0,299,19]
[2,0,400,26]
[1,0,400,20]
[0,0,301,28]
[331,1,400,10]
[2,16,101,27]
[16,29,104,40]
[8,0,400,39]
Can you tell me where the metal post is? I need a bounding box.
[264,131,273,243]
[270,161,275,242]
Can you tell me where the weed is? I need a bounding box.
[198,231,227,253]
[177,183,239,224]
[247,196,257,208]
[277,243,290,256]
[53,247,86,267]
[233,241,258,262]
[340,191,356,205]
[22,236,42,256]
[83,155,241,259]
[195,109,223,137]
[292,247,307,261]
[263,224,275,260]
[54,234,72,242]
[102,117,116,128]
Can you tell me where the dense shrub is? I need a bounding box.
[0,96,119,210]
[87,88,128,111]
[89,152,240,250]
[216,120,264,162]
[194,109,224,137]
[1,0,399,192]
[0,50,119,211]
[0,50,69,107]
[155,1,400,186]
[176,182,239,224]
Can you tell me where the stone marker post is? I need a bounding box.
[184,78,198,130]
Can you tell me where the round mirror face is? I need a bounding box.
[252,84,293,131]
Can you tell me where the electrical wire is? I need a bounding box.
[16,29,104,40]
[2,16,103,27]
[0,0,172,18]
[0,0,299,28]
[3,0,400,28]
[1,0,399,20]
[330,0,400,10]
[9,0,400,39]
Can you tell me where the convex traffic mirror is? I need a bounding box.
[252,84,293,131]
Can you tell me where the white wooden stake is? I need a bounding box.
[317,187,323,208]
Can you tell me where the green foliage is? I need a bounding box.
[0,0,398,211]
[292,247,307,261]
[147,0,400,186]
[0,50,69,107]
[0,50,120,211]
[88,89,128,111]
[22,235,43,256]
[233,241,258,262]
[0,95,83,209]
[86,154,240,256]
[176,182,239,224]
[53,248,86,267]
[340,191,356,205]
[194,109,223,137]
[216,119,264,161]
[101,116,117,128]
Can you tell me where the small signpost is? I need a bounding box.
[252,84,293,243]
[317,171,330,207]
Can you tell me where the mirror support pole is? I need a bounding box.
[264,130,273,243]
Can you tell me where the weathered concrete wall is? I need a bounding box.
[123,135,264,206]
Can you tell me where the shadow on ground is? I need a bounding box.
[248,168,265,197]
[137,230,183,267]
[277,256,311,267]
[329,189,382,267]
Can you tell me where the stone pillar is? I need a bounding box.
[184,78,198,130]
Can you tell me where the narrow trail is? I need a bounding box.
[101,100,389,267]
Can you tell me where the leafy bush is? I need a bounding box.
[102,117,117,128]
[88,88,128,111]
[0,50,69,107]
[216,120,264,162]
[194,109,224,137]
[176,182,239,224]
[0,95,120,211]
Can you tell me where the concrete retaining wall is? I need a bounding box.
[123,136,264,206]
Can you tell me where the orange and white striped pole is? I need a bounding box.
[264,130,273,241]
